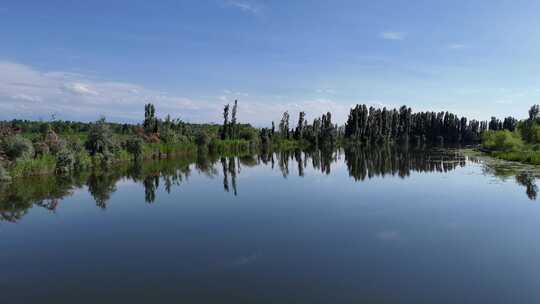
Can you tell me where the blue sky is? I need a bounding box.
[1,0,540,125]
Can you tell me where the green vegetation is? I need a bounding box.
[480,105,540,165]
[1,99,529,181]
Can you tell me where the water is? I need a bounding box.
[1,147,540,303]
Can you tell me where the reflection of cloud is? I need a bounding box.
[232,253,258,266]
[380,31,405,40]
[376,230,401,241]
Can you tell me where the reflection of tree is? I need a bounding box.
[0,156,197,222]
[278,151,290,178]
[143,175,159,203]
[239,155,257,167]
[196,150,218,177]
[221,157,229,193]
[295,150,304,177]
[229,157,237,196]
[478,156,540,201]
[87,171,118,209]
[221,157,238,196]
[0,174,82,222]
[344,145,466,181]
[516,172,538,200]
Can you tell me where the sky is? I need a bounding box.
[1,0,540,126]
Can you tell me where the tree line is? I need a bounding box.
[344,104,516,144]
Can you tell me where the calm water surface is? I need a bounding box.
[2,147,540,303]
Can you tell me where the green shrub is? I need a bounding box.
[33,141,50,156]
[1,135,35,160]
[55,149,75,174]
[10,154,56,177]
[239,128,258,141]
[0,163,11,182]
[73,151,91,171]
[196,132,211,147]
[85,118,118,156]
[126,137,144,160]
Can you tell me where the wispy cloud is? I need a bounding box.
[223,89,249,97]
[448,43,467,50]
[224,0,261,14]
[0,61,218,122]
[63,83,99,96]
[316,88,336,94]
[0,61,359,125]
[380,31,406,41]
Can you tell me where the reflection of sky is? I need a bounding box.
[3,151,540,302]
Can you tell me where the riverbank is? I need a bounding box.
[1,137,320,180]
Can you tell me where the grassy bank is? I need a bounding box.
[3,139,260,179]
[487,149,540,165]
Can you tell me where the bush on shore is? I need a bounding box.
[1,135,35,161]
[481,130,523,152]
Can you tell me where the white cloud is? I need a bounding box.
[316,88,336,94]
[223,89,249,96]
[494,99,513,105]
[11,94,42,102]
[380,31,406,40]
[0,61,222,122]
[224,0,261,14]
[238,98,353,126]
[0,61,388,126]
[63,83,99,96]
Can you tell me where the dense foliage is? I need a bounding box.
[345,105,490,144]
[479,105,540,165]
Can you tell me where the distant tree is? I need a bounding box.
[221,104,230,140]
[279,111,290,139]
[294,111,306,140]
[529,105,540,122]
[143,103,157,133]
[344,104,484,144]
[231,99,238,139]
[503,117,517,132]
